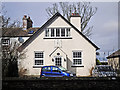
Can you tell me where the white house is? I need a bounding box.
[18,12,99,77]
[1,15,36,48]
[1,27,38,52]
[107,49,120,71]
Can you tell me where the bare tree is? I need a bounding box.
[46,2,97,37]
[1,5,21,29]
[1,6,22,41]
[2,41,26,77]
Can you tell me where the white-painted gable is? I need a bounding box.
[18,13,99,77]
[48,17,71,28]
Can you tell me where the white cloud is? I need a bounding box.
[103,21,118,31]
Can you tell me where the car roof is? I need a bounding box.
[96,65,111,67]
[42,66,58,68]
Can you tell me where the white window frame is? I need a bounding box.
[72,50,83,66]
[45,28,71,38]
[34,51,44,66]
[54,56,62,66]
[2,39,10,45]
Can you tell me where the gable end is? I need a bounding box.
[18,12,99,52]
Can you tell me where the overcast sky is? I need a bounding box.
[2,2,118,58]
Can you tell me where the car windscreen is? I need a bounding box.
[58,66,67,71]
[98,66,113,71]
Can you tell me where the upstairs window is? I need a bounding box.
[2,39,10,45]
[45,28,71,38]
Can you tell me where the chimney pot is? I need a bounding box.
[71,13,80,16]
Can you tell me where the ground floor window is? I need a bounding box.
[72,51,82,66]
[34,51,44,65]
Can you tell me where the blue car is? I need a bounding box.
[40,66,76,77]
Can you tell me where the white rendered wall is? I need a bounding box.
[18,17,96,76]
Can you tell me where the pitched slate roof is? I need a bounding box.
[18,12,99,52]
[107,49,120,59]
[2,27,39,37]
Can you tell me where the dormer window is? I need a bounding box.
[45,28,71,38]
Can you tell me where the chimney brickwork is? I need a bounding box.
[22,15,33,30]
[22,15,27,30]
[70,13,81,32]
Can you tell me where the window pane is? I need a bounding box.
[61,28,65,37]
[78,52,81,58]
[35,52,43,58]
[73,59,82,65]
[66,28,70,37]
[47,67,51,72]
[52,67,59,72]
[42,67,51,72]
[45,29,49,37]
[35,60,43,65]
[42,67,46,71]
[56,28,60,37]
[55,57,62,66]
[73,52,81,58]
[2,39,10,45]
[51,28,54,37]
[73,52,76,58]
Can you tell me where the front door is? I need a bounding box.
[54,56,62,66]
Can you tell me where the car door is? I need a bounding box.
[42,66,52,77]
[51,66,63,77]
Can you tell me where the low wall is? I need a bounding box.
[2,77,120,90]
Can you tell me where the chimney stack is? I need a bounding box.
[22,15,27,30]
[27,16,33,29]
[70,13,81,32]
[22,15,33,30]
